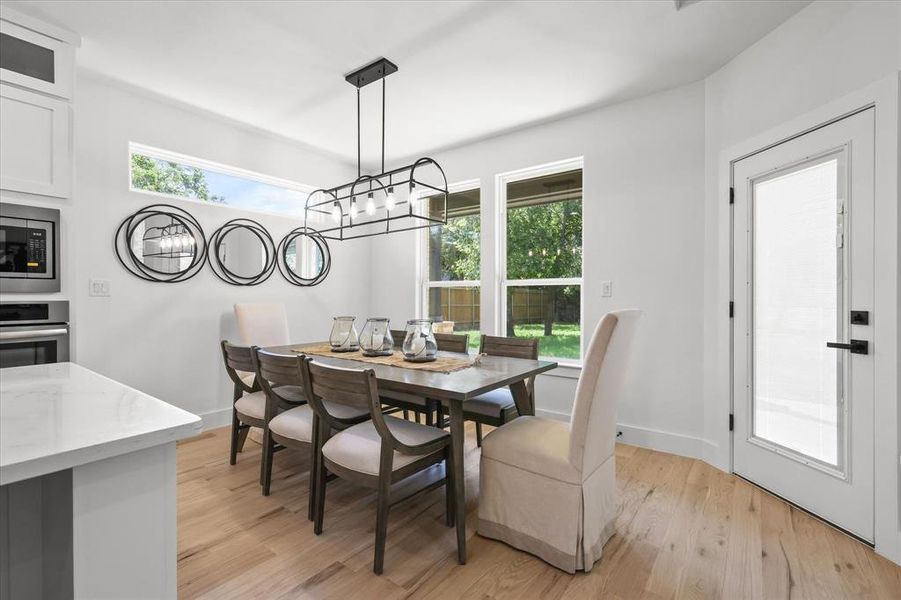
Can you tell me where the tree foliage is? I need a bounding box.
[429,199,581,282]
[131,154,226,203]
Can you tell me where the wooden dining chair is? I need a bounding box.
[478,310,641,573]
[381,332,470,426]
[253,349,370,512]
[453,335,539,446]
[221,341,265,465]
[301,358,457,575]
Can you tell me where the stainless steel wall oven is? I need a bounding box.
[0,301,69,368]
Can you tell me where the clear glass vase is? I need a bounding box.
[329,316,359,352]
[402,319,438,362]
[360,317,394,357]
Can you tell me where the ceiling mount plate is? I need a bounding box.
[344,57,398,89]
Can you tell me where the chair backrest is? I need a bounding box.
[221,340,257,394]
[253,348,307,410]
[479,335,539,360]
[568,309,641,476]
[234,302,289,347]
[435,332,469,353]
[301,359,423,453]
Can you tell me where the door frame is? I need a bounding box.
[713,73,900,565]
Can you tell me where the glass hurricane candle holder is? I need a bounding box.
[360,317,393,357]
[402,319,438,362]
[329,316,359,352]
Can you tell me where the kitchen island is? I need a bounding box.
[0,362,201,599]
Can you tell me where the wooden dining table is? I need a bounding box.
[265,342,557,563]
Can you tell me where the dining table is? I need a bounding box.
[265,342,557,563]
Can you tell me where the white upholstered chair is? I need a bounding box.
[234,302,290,442]
[477,309,641,573]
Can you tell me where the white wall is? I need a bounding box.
[701,0,900,563]
[369,81,708,458]
[71,72,370,425]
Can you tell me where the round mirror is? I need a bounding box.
[277,227,331,286]
[209,219,276,286]
[115,205,206,282]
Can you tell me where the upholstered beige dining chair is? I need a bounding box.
[234,303,290,442]
[477,309,641,573]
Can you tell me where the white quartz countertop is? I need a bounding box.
[0,362,201,485]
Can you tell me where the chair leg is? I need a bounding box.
[373,446,393,575]
[314,423,329,535]
[444,447,454,528]
[308,417,320,522]
[229,409,240,465]
[403,409,410,421]
[476,422,483,447]
[261,428,274,495]
[236,426,250,453]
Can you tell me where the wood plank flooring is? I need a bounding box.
[177,426,901,599]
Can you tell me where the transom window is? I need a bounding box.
[129,143,313,218]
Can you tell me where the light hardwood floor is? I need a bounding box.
[177,425,901,599]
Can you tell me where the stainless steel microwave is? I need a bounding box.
[0,202,60,293]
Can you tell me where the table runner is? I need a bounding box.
[290,342,474,374]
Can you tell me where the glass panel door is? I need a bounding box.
[752,154,844,469]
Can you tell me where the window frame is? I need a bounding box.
[496,157,585,366]
[128,142,318,219]
[416,179,482,340]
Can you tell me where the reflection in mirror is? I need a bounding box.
[218,226,266,279]
[277,227,330,287]
[115,204,207,283]
[208,219,276,286]
[132,214,196,275]
[286,235,324,279]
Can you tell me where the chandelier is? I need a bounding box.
[305,58,448,241]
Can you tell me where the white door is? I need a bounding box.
[732,108,874,542]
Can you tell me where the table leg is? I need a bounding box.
[509,379,534,416]
[448,399,466,564]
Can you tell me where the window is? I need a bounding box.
[500,160,583,362]
[129,143,313,218]
[420,184,481,351]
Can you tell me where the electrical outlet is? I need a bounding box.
[89,279,110,297]
[601,280,613,297]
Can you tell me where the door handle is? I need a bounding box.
[826,340,868,355]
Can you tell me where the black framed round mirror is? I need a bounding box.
[208,219,276,286]
[277,226,331,287]
[114,204,207,283]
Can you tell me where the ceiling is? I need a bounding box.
[6,1,809,169]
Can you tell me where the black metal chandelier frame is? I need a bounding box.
[304,58,448,241]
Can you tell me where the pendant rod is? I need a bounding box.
[381,77,386,175]
[357,87,361,178]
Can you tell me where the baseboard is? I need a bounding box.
[198,407,232,431]
[534,409,707,461]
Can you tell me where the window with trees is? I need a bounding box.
[129,143,312,218]
[501,163,583,361]
[422,186,481,351]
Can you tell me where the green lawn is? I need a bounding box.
[453,323,581,360]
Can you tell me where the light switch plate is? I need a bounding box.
[601,280,613,297]
[89,278,110,297]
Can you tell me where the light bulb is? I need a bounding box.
[385,187,396,211]
[331,202,341,222]
[409,182,418,203]
[161,237,171,250]
[187,234,195,247]
[350,198,358,218]
[173,236,182,250]
[366,192,375,215]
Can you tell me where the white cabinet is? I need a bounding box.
[0,19,75,100]
[0,83,70,198]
